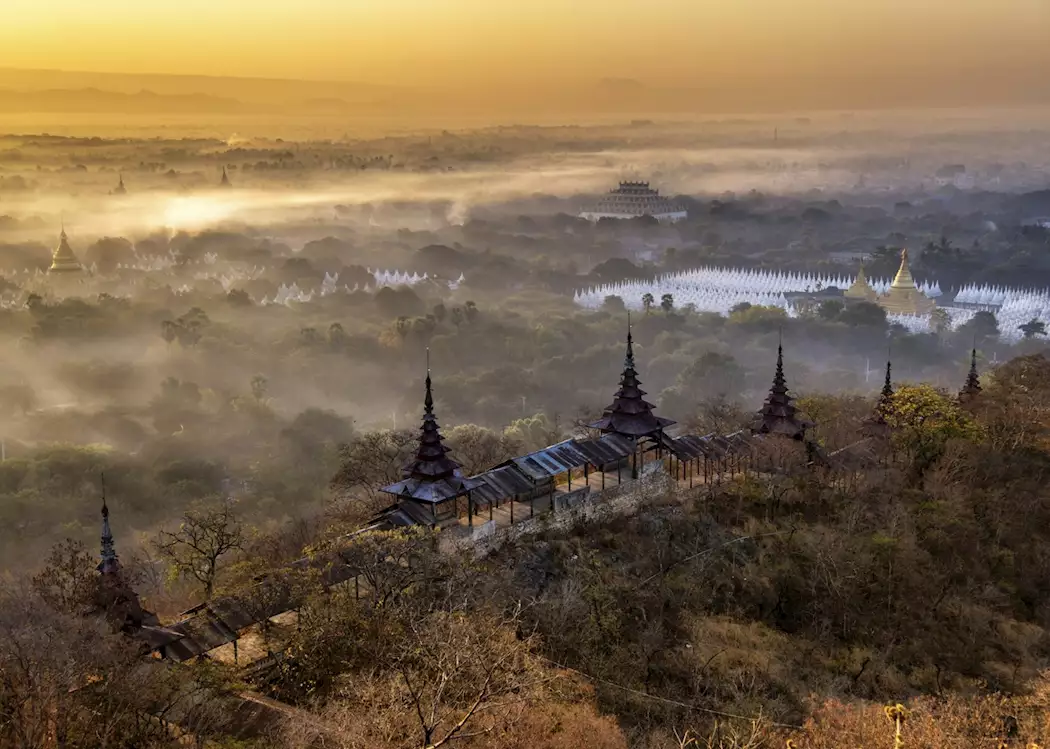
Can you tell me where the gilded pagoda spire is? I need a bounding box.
[959,347,982,402]
[879,248,935,316]
[49,225,83,273]
[891,248,916,289]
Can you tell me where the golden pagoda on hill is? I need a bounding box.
[878,248,935,316]
[49,228,83,273]
[843,265,878,302]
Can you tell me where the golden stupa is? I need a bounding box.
[844,264,878,302]
[877,248,935,316]
[49,228,83,273]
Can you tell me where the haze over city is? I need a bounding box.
[3,2,1050,748]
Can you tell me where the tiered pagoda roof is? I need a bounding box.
[48,228,83,273]
[92,492,159,632]
[751,341,811,440]
[959,348,982,402]
[589,321,675,439]
[381,359,481,505]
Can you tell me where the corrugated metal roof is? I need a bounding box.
[473,465,534,505]
[573,433,634,464]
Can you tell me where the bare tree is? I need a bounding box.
[155,499,245,599]
[331,429,417,511]
[31,538,96,614]
[445,424,521,475]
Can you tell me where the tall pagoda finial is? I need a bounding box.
[774,328,785,387]
[98,473,120,575]
[424,348,433,414]
[624,312,635,370]
[891,247,917,290]
[960,347,982,402]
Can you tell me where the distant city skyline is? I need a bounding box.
[3,0,1050,112]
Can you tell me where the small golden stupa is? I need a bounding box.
[844,264,878,302]
[49,228,83,273]
[877,248,935,316]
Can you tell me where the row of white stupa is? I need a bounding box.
[577,268,944,301]
[573,266,1050,342]
[258,271,465,306]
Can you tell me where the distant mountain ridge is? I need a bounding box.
[0,87,250,114]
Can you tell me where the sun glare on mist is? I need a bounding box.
[163,196,236,230]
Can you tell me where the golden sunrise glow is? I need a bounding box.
[1,0,1048,112]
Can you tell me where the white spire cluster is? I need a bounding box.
[369,268,427,287]
[574,267,931,315]
[574,265,1050,341]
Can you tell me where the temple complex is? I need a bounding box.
[579,181,687,223]
[876,249,936,316]
[48,228,83,274]
[378,357,481,526]
[751,340,812,441]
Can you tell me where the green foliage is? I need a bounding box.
[728,304,788,330]
[885,383,983,476]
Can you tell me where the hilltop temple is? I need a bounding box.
[846,249,935,317]
[580,181,687,223]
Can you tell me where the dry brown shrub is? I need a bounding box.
[786,690,1050,749]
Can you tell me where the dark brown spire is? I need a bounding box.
[862,356,894,437]
[97,473,121,575]
[880,358,894,404]
[380,352,482,511]
[752,339,810,440]
[402,351,462,482]
[959,348,982,402]
[589,316,675,438]
[220,166,231,187]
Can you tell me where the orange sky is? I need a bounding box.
[2,0,1049,107]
